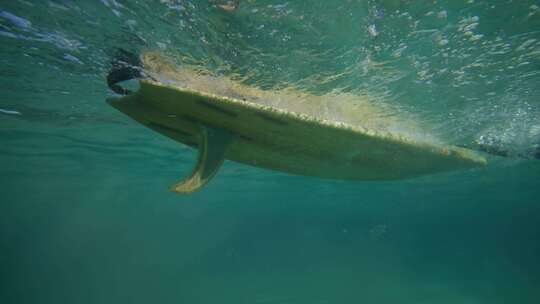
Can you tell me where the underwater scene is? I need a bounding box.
[1,0,540,303]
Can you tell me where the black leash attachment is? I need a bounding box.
[107,49,144,95]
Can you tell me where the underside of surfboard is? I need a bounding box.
[107,80,486,193]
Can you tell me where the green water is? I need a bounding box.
[1,1,540,303]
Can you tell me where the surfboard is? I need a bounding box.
[107,80,486,193]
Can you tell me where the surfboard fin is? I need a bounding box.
[170,125,233,194]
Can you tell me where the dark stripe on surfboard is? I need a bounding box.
[147,122,198,148]
[147,122,193,138]
[238,134,253,142]
[180,114,200,125]
[196,99,238,118]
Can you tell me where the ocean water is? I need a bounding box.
[1,1,540,303]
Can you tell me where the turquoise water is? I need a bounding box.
[1,1,540,303]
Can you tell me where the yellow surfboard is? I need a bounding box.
[107,79,486,193]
